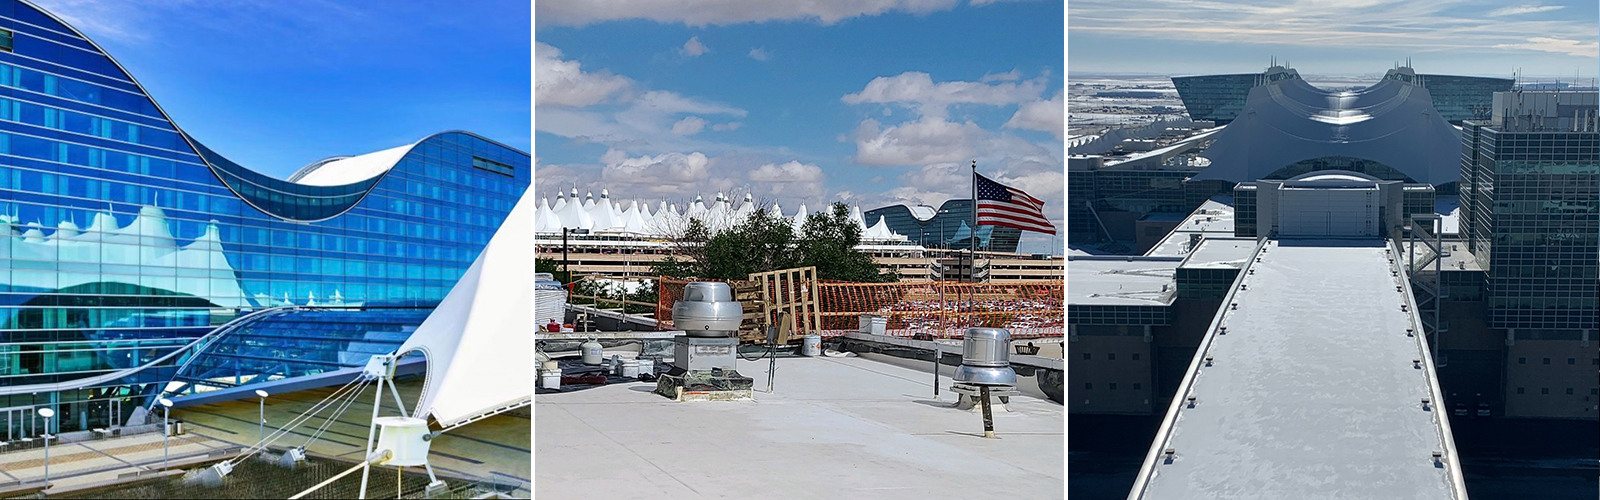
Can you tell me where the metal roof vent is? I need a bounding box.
[952,328,1017,386]
[1421,398,1431,411]
[1406,328,1415,337]
[1186,396,1197,408]
[1163,448,1176,464]
[673,282,743,337]
[1413,359,1422,369]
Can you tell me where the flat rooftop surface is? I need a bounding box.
[1139,240,1459,500]
[1180,237,1256,269]
[535,356,1063,499]
[1067,258,1178,306]
[1146,200,1237,257]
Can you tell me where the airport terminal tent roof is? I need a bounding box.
[398,189,533,429]
[1191,78,1461,185]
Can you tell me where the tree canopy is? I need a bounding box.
[653,202,895,283]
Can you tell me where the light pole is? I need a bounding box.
[36,407,53,486]
[157,398,173,470]
[255,390,269,444]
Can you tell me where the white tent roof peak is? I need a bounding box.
[397,190,532,428]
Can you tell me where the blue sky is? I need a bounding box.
[32,0,530,178]
[1069,0,1598,79]
[535,0,1065,254]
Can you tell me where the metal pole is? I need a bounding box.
[359,379,384,499]
[258,396,265,444]
[41,418,49,485]
[933,345,941,400]
[162,406,170,470]
[562,227,570,281]
[970,161,978,284]
[1440,217,1452,363]
[980,386,995,439]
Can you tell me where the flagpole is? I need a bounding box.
[970,160,977,284]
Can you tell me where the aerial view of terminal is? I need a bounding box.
[534,1,1064,499]
[1068,1,1597,499]
[0,0,530,497]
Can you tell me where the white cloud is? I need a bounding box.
[711,121,743,131]
[600,150,713,190]
[1488,4,1563,16]
[748,47,770,61]
[852,117,987,166]
[1005,90,1063,139]
[671,116,708,135]
[842,71,1045,118]
[535,42,632,107]
[748,161,824,183]
[1069,0,1597,60]
[981,69,1022,82]
[1494,37,1599,58]
[681,36,709,57]
[537,0,969,27]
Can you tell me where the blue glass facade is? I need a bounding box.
[865,200,1022,253]
[0,0,528,433]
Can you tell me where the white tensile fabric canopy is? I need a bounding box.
[398,189,533,429]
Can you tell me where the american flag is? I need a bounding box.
[975,173,1055,235]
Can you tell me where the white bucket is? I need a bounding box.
[541,368,561,390]
[621,359,640,378]
[802,334,822,357]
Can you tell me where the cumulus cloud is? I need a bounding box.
[671,116,708,135]
[748,161,824,183]
[537,0,970,27]
[747,47,770,61]
[852,117,987,166]
[600,150,712,191]
[536,42,632,107]
[1004,90,1063,139]
[842,71,1046,118]
[680,36,709,56]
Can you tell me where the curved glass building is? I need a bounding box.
[864,200,1022,253]
[0,0,528,433]
[1173,65,1511,125]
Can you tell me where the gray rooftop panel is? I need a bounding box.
[1137,240,1462,500]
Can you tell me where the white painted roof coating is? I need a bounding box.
[1137,240,1461,500]
[1179,237,1257,270]
[1146,199,1237,258]
[1068,258,1179,306]
[536,355,1063,499]
[294,143,414,186]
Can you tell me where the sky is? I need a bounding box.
[1069,0,1599,79]
[31,0,531,178]
[534,0,1066,254]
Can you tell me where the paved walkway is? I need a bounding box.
[0,430,233,492]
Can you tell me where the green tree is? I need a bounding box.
[651,202,895,283]
[795,203,896,282]
[534,257,570,283]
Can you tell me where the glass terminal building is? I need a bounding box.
[1173,65,1512,125]
[0,0,528,434]
[864,200,1022,253]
